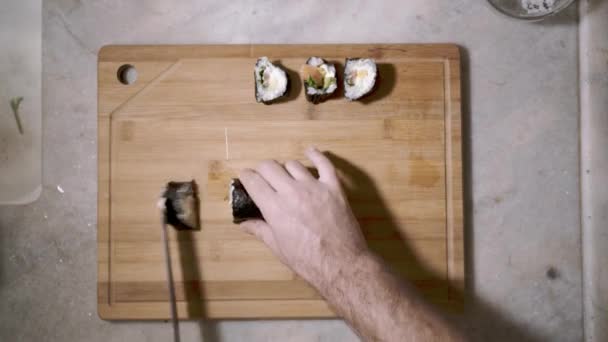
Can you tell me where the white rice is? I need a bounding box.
[305,58,337,95]
[255,57,288,102]
[228,180,235,206]
[344,58,377,100]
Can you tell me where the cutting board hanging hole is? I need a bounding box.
[117,64,137,85]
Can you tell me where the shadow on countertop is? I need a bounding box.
[326,151,543,342]
[456,46,545,342]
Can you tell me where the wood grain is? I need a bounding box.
[97,44,464,319]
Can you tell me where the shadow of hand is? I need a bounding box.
[327,151,544,342]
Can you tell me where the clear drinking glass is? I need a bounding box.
[488,0,576,20]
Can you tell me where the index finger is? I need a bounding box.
[305,147,339,188]
[255,160,293,192]
[238,168,276,212]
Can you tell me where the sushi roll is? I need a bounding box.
[159,180,200,230]
[344,58,378,101]
[300,57,338,104]
[254,57,290,104]
[230,179,263,223]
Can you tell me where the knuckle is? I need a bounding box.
[285,160,300,169]
[238,173,254,186]
[239,168,255,179]
[252,228,264,240]
[240,222,254,234]
[256,160,275,172]
[323,159,335,170]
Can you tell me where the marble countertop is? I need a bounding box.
[0,1,584,341]
[580,0,608,340]
[0,0,42,204]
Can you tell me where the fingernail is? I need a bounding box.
[238,168,252,177]
[306,146,318,153]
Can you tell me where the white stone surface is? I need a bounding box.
[0,1,584,341]
[0,0,42,204]
[580,0,608,341]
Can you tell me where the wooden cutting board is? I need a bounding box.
[97,44,464,320]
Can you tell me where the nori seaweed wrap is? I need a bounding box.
[344,58,378,101]
[230,179,263,223]
[300,57,338,104]
[254,57,290,104]
[160,180,200,230]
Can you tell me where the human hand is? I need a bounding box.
[238,147,369,287]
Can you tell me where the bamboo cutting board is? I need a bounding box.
[98,44,464,319]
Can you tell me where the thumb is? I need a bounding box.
[239,219,278,253]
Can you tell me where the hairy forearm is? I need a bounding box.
[314,248,463,342]
[238,151,462,341]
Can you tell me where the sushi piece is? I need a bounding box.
[230,179,263,223]
[254,57,290,104]
[344,58,378,101]
[300,57,338,104]
[159,180,200,230]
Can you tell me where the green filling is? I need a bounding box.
[258,67,266,87]
[306,76,336,92]
[10,96,24,135]
[304,76,317,88]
